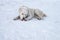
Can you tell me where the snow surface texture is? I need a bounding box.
[0,0,60,40]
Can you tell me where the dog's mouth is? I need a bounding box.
[21,18,25,21]
[21,16,28,21]
[22,18,27,21]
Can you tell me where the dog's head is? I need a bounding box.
[19,6,29,21]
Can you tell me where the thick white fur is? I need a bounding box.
[14,6,46,21]
[34,9,46,20]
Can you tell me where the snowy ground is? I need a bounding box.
[0,0,60,40]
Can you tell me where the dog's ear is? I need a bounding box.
[13,15,20,20]
[25,15,29,18]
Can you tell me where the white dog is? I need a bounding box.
[14,6,46,21]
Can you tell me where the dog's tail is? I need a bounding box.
[13,15,20,20]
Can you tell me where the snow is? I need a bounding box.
[0,0,60,40]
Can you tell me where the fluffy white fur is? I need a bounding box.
[14,6,46,21]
